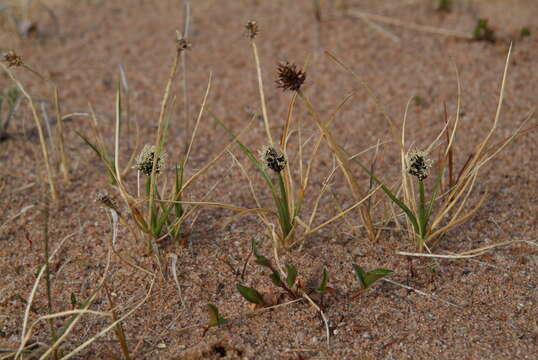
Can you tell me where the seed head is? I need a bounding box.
[136,145,166,176]
[276,62,306,92]
[3,50,23,67]
[260,145,287,173]
[245,20,259,39]
[95,190,120,215]
[175,31,192,53]
[406,150,433,181]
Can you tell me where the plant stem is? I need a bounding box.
[417,180,427,251]
[251,40,273,145]
[277,172,293,241]
[43,201,59,360]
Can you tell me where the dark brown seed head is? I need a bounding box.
[245,20,259,39]
[4,50,23,67]
[276,62,306,92]
[175,33,192,53]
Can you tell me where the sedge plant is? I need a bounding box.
[215,22,377,249]
[326,45,535,252]
[79,32,256,250]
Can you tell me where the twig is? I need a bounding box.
[382,278,461,308]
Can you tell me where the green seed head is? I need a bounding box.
[260,145,287,173]
[406,150,432,181]
[136,145,166,176]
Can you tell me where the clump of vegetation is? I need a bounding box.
[352,264,393,291]
[78,33,230,250]
[473,18,495,42]
[216,22,376,250]
[237,239,330,306]
[325,44,531,252]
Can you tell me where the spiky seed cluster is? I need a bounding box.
[4,50,22,67]
[260,145,287,173]
[136,145,166,176]
[276,62,306,92]
[95,190,120,214]
[406,150,433,181]
[245,20,259,39]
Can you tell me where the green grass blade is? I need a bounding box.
[316,267,328,293]
[346,147,419,234]
[285,264,298,288]
[211,111,276,193]
[418,180,426,236]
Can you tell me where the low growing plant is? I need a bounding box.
[352,264,393,290]
[79,33,246,250]
[236,239,329,306]
[214,22,377,250]
[326,45,534,252]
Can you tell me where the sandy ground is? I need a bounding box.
[1,0,537,359]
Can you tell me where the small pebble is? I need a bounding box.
[157,343,166,349]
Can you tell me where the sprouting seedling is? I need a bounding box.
[352,264,393,290]
[473,18,495,42]
[206,304,228,327]
[237,239,298,306]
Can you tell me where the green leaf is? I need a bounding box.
[251,238,271,268]
[70,292,78,307]
[269,271,284,288]
[316,267,328,293]
[353,264,393,289]
[236,284,265,305]
[206,304,228,327]
[174,164,184,219]
[285,264,298,288]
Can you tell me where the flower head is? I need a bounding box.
[3,50,22,67]
[276,62,306,92]
[406,150,432,181]
[245,20,259,39]
[260,145,287,173]
[136,145,166,176]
